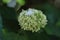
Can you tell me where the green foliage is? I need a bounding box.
[56,19,60,27]
[3,29,28,40]
[42,3,60,37]
[2,0,11,3]
[16,0,25,6]
[2,0,25,6]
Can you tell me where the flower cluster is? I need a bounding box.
[18,8,48,32]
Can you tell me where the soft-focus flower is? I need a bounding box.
[18,8,48,32]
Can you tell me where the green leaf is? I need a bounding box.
[56,19,60,27]
[42,3,60,37]
[3,29,28,40]
[0,6,19,32]
[16,0,25,6]
[2,0,11,3]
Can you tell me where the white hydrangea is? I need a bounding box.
[18,8,48,32]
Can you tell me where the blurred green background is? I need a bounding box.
[0,0,60,40]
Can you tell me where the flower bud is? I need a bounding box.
[18,8,48,32]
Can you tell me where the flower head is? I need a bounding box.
[18,8,48,32]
